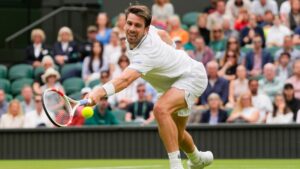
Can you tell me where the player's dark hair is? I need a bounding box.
[125,4,152,27]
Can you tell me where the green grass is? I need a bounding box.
[0,159,300,169]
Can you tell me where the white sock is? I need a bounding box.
[168,151,183,169]
[186,146,201,164]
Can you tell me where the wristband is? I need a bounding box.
[102,82,115,96]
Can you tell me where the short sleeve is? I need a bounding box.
[127,54,154,75]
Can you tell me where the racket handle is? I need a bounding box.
[79,99,91,106]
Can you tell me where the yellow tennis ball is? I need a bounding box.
[82,106,94,119]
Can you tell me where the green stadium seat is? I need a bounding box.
[62,77,84,95]
[0,64,7,79]
[14,94,24,101]
[181,24,189,31]
[111,15,118,27]
[5,94,13,102]
[88,79,100,89]
[267,46,280,58]
[69,91,82,100]
[8,64,33,81]
[60,63,82,80]
[0,79,10,93]
[241,47,252,54]
[182,12,199,27]
[11,78,33,96]
[111,109,126,123]
[34,66,45,79]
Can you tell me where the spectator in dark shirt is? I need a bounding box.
[79,25,98,61]
[283,83,300,121]
[240,14,265,47]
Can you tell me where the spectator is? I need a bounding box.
[283,83,300,120]
[227,65,249,108]
[0,89,8,118]
[100,71,110,84]
[251,0,278,17]
[111,55,129,79]
[234,8,250,31]
[84,97,119,125]
[95,12,112,45]
[113,13,126,37]
[266,16,292,47]
[259,63,284,101]
[189,36,214,66]
[168,15,189,44]
[240,14,265,47]
[53,26,79,66]
[274,35,300,62]
[218,50,239,81]
[70,87,91,126]
[103,30,121,63]
[260,10,275,32]
[40,68,64,93]
[26,28,50,67]
[184,25,199,51]
[276,52,293,82]
[0,100,24,128]
[23,95,52,128]
[20,86,35,114]
[79,25,98,61]
[82,41,109,83]
[286,60,300,99]
[209,24,227,59]
[207,0,232,30]
[197,14,210,45]
[125,83,155,125]
[200,61,229,105]
[226,0,251,19]
[288,0,300,30]
[227,92,260,123]
[109,35,127,72]
[244,35,273,77]
[33,56,55,95]
[201,93,228,124]
[172,37,184,50]
[223,17,239,39]
[280,0,292,24]
[152,0,174,29]
[249,78,273,122]
[266,94,294,124]
[203,0,217,14]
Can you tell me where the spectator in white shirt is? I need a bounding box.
[226,0,252,19]
[0,100,24,128]
[280,0,292,25]
[251,0,278,17]
[20,86,35,114]
[207,0,232,30]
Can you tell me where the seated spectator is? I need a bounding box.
[201,93,228,124]
[226,0,252,19]
[276,52,293,82]
[234,7,250,31]
[20,86,35,114]
[168,15,189,44]
[251,0,278,17]
[227,92,260,123]
[274,35,300,62]
[244,35,273,77]
[207,0,232,30]
[70,87,91,126]
[266,94,294,124]
[113,13,126,37]
[95,12,112,45]
[223,36,245,64]
[200,61,229,105]
[240,14,265,47]
[103,30,121,64]
[53,26,79,66]
[203,0,217,14]
[40,68,64,93]
[109,35,127,72]
[266,15,292,47]
[84,97,119,125]
[151,0,174,29]
[79,25,98,61]
[125,83,155,125]
[0,89,8,118]
[23,95,52,128]
[33,56,55,95]
[259,63,284,101]
[173,37,184,50]
[197,14,210,45]
[26,28,50,67]
[283,83,300,120]
[0,100,24,128]
[260,10,275,34]
[209,24,227,59]
[111,55,130,79]
[227,65,249,108]
[82,41,109,83]
[218,50,239,81]
[286,60,300,99]
[189,36,214,66]
[280,0,292,25]
[249,78,273,122]
[288,0,300,30]
[223,17,239,39]
[184,26,199,52]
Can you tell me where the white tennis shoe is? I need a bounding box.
[187,151,213,169]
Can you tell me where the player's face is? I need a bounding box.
[125,13,149,48]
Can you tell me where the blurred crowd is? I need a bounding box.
[1,0,300,128]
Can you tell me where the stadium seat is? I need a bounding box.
[241,47,252,54]
[181,24,188,31]
[88,79,100,89]
[111,15,118,27]
[34,66,45,79]
[5,94,13,102]
[62,77,85,95]
[182,12,199,27]
[8,64,33,81]
[10,78,34,96]
[111,109,126,123]
[0,79,11,93]
[60,63,82,81]
[0,64,7,79]
[267,46,280,58]
[14,94,24,101]
[69,91,82,100]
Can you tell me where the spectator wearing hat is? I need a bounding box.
[40,68,64,93]
[0,89,8,118]
[20,86,35,114]
[80,25,98,61]
[283,83,300,120]
[172,36,184,50]
[276,52,293,82]
[189,36,214,66]
[96,12,112,45]
[0,100,24,128]
[26,28,51,68]
[274,35,300,62]
[286,60,300,99]
[168,15,189,44]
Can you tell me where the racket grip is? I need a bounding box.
[79,99,91,106]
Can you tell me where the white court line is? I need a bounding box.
[70,165,162,169]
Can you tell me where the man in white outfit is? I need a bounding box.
[89,5,213,169]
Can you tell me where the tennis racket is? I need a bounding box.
[42,88,92,127]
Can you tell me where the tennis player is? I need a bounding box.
[89,4,213,169]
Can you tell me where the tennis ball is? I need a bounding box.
[82,106,94,119]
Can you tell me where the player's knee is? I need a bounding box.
[153,104,169,121]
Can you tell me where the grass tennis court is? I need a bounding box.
[0,159,300,169]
